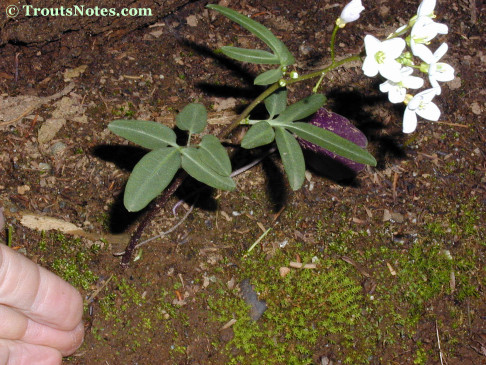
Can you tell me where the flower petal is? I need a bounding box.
[417,0,436,17]
[362,56,379,77]
[412,43,434,61]
[431,63,455,82]
[402,75,424,89]
[435,23,449,35]
[383,38,406,59]
[379,81,392,93]
[388,86,407,103]
[364,35,381,56]
[417,101,441,121]
[434,43,449,60]
[403,108,418,133]
[379,62,403,82]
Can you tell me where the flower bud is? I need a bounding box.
[336,0,365,28]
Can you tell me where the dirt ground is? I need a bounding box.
[0,0,485,364]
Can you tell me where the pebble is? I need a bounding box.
[38,162,51,171]
[239,279,267,321]
[50,141,67,155]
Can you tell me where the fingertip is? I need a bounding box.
[61,321,85,357]
[0,340,63,365]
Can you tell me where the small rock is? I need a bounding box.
[471,102,482,115]
[279,267,291,278]
[38,118,66,144]
[219,327,234,342]
[50,141,67,155]
[239,279,267,321]
[38,162,51,171]
[186,15,198,27]
[63,65,88,82]
[390,212,405,223]
[17,185,30,194]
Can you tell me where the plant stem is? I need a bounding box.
[120,53,362,267]
[330,25,340,64]
[121,171,186,267]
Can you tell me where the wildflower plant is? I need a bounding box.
[107,0,454,265]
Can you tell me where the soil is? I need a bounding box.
[0,0,485,364]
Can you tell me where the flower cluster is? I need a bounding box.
[360,0,454,133]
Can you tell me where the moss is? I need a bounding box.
[93,276,189,357]
[38,232,99,290]
[210,250,366,364]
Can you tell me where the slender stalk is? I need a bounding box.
[330,25,340,64]
[314,24,341,92]
[217,83,280,138]
[120,52,362,266]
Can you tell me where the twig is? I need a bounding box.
[14,53,21,82]
[246,227,272,254]
[230,147,276,177]
[436,320,446,365]
[114,201,194,256]
[135,200,195,249]
[85,274,114,304]
[432,120,469,128]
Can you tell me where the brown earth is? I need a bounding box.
[0,0,485,364]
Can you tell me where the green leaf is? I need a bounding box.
[220,47,280,64]
[264,89,287,118]
[199,135,232,176]
[273,94,327,125]
[241,121,275,149]
[207,4,295,66]
[124,148,181,212]
[108,120,176,149]
[181,147,236,191]
[176,103,207,134]
[254,68,282,86]
[274,127,305,190]
[287,122,377,166]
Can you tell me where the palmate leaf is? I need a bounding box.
[176,103,207,134]
[274,127,305,190]
[181,147,236,191]
[220,47,280,64]
[108,120,177,149]
[286,122,377,166]
[264,88,287,118]
[273,94,327,125]
[254,68,283,86]
[241,121,275,149]
[124,148,181,212]
[207,4,295,67]
[198,135,232,176]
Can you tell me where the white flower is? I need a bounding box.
[417,0,437,18]
[336,0,365,28]
[362,35,406,82]
[403,88,441,133]
[417,43,455,94]
[410,16,448,58]
[388,0,438,39]
[379,67,424,103]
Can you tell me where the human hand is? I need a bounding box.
[0,213,84,364]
